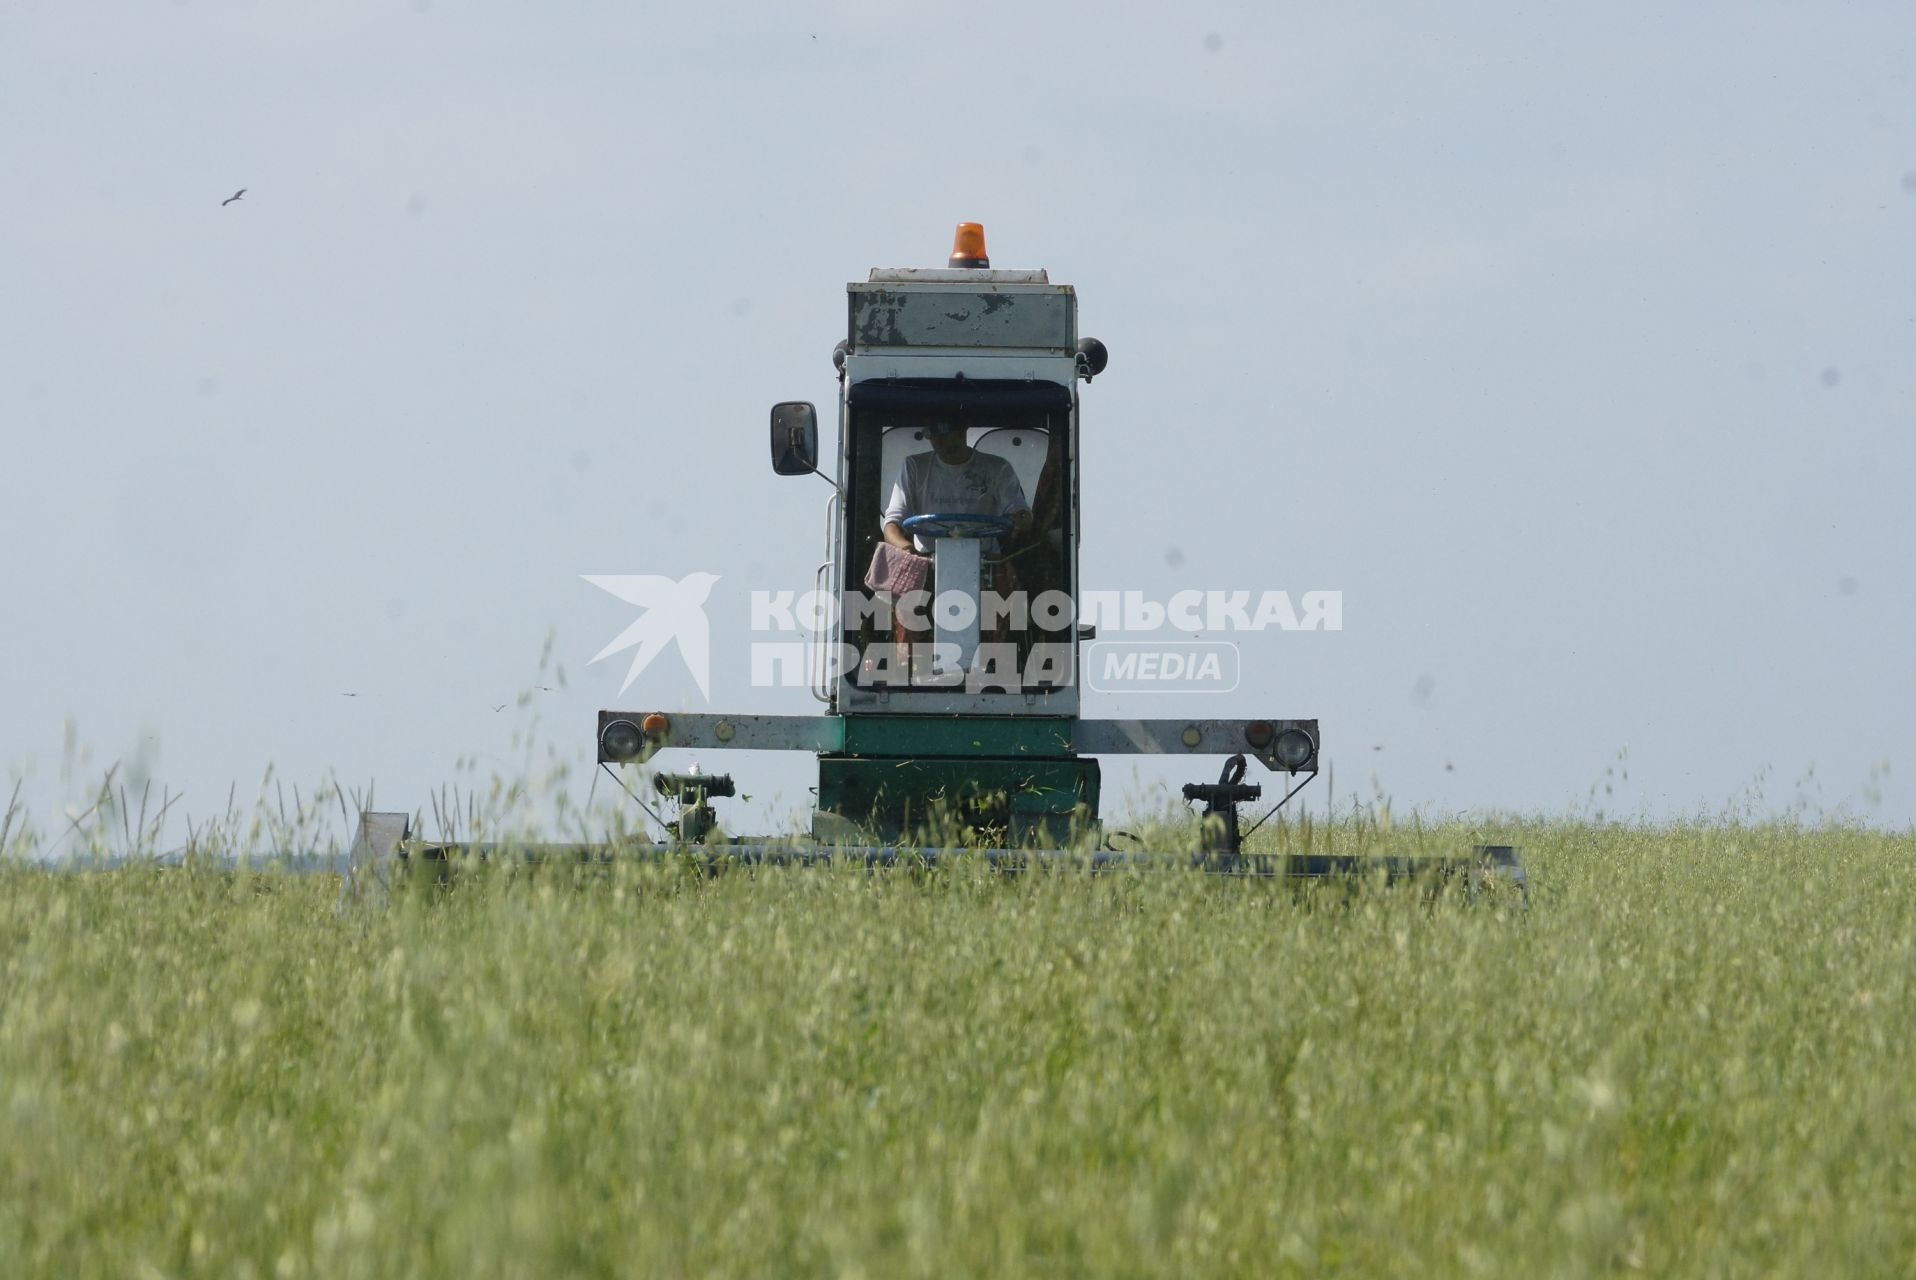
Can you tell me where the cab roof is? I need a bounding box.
[867,268,1051,284]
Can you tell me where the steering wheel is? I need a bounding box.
[902,512,1012,540]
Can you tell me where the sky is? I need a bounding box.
[3,0,1913,848]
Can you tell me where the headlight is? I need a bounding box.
[1273,728,1315,772]
[600,719,644,762]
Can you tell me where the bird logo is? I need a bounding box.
[583,572,720,699]
[221,188,246,207]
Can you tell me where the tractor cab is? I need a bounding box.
[771,223,1101,719]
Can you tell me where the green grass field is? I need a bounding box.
[3,821,1912,1277]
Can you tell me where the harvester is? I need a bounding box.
[348,226,1523,898]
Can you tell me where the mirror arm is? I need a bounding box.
[788,425,836,491]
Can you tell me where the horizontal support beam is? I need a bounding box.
[1069,719,1318,773]
[600,711,1317,773]
[598,712,844,763]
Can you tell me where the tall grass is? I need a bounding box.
[2,819,1912,1277]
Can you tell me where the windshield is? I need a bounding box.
[841,405,1072,692]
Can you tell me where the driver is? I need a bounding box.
[874,420,1031,670]
[881,420,1032,555]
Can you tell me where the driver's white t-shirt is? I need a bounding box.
[882,451,1030,554]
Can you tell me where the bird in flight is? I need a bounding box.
[221,189,246,207]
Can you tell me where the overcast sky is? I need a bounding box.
[4,1,1912,845]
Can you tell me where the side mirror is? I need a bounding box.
[770,402,819,476]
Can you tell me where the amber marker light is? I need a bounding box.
[640,712,670,738]
[949,222,989,268]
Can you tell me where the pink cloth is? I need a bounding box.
[864,543,931,595]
